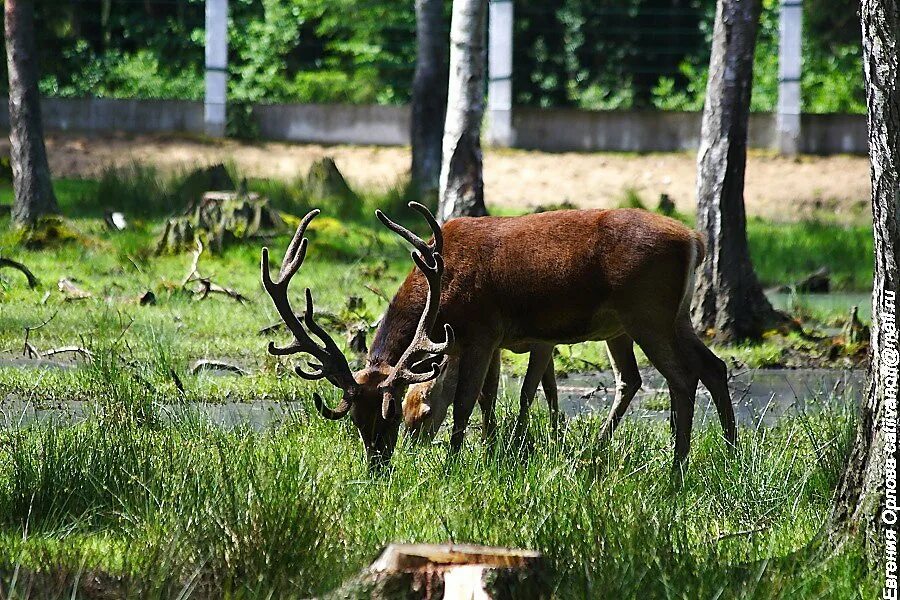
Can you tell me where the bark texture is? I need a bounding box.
[691,0,782,341]
[5,0,58,226]
[437,0,489,223]
[411,0,448,203]
[829,0,899,560]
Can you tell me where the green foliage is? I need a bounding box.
[651,0,864,113]
[617,187,648,210]
[747,218,874,290]
[11,0,864,114]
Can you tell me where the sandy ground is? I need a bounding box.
[11,132,871,221]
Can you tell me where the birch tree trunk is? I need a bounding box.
[437,0,489,223]
[5,0,58,226]
[411,0,448,205]
[691,0,785,341]
[829,0,899,563]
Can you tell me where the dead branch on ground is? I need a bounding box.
[0,257,38,288]
[181,239,249,303]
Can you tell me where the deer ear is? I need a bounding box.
[382,391,397,421]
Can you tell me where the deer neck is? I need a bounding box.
[368,285,423,367]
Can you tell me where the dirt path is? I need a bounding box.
[16,132,871,221]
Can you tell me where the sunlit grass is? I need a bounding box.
[0,399,872,598]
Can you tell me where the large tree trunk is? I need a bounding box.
[437,0,489,223]
[691,0,783,341]
[829,0,899,561]
[410,0,448,205]
[5,0,58,226]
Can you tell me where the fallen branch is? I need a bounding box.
[181,239,249,303]
[0,258,38,289]
[41,346,94,360]
[22,310,58,357]
[181,239,204,286]
[193,278,250,303]
[190,359,249,376]
[714,522,771,542]
[58,277,92,301]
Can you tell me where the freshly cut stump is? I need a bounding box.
[327,543,548,600]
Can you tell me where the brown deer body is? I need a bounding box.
[263,205,735,470]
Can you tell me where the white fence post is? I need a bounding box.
[777,0,802,155]
[487,0,514,147]
[205,0,228,137]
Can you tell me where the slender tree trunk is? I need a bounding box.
[437,0,489,223]
[829,0,899,562]
[5,0,58,226]
[411,0,448,205]
[691,0,784,341]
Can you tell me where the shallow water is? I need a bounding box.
[0,368,864,431]
[524,367,863,428]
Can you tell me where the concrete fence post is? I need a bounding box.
[205,0,228,137]
[487,0,514,147]
[777,0,802,155]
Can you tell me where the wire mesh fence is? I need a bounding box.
[0,0,865,114]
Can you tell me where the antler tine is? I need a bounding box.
[408,201,443,254]
[378,203,454,395]
[375,208,432,258]
[302,288,355,382]
[279,209,319,279]
[314,392,351,420]
[261,209,355,392]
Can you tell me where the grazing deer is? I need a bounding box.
[402,347,560,442]
[262,204,735,470]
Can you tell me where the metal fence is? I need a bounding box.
[0,0,866,154]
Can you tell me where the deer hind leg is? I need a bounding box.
[514,345,554,438]
[450,344,497,455]
[677,319,736,449]
[598,334,642,444]
[478,350,502,443]
[541,358,563,435]
[626,326,698,470]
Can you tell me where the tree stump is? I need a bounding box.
[156,191,285,254]
[305,157,360,218]
[326,543,549,600]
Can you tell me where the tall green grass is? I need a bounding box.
[0,401,872,598]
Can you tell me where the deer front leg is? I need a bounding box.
[450,344,496,455]
[478,350,502,443]
[514,345,554,438]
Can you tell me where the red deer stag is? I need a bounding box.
[262,204,736,470]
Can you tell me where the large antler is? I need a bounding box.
[261,209,356,420]
[376,202,455,418]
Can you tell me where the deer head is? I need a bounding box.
[261,203,454,469]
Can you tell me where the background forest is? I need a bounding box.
[15,0,864,114]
